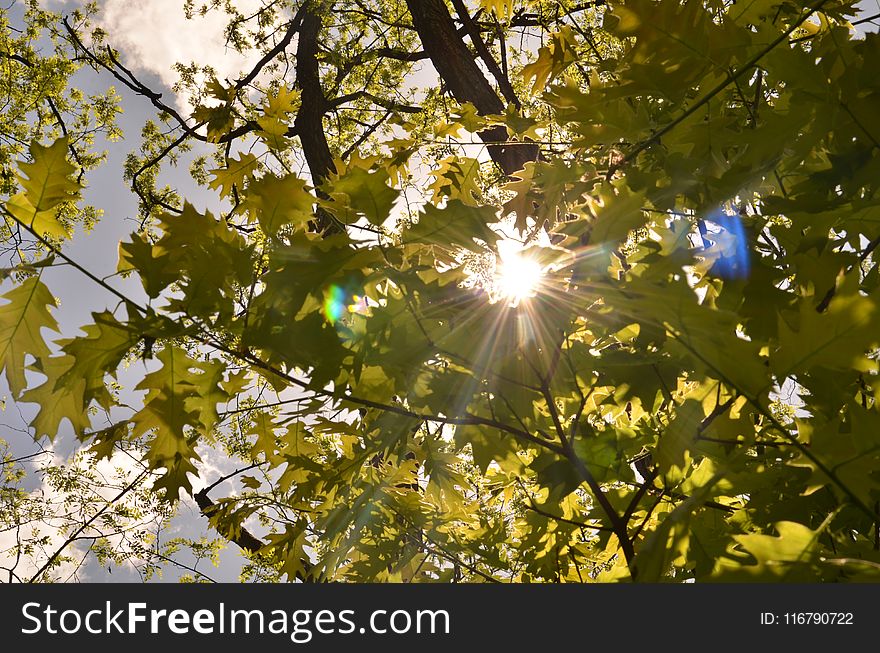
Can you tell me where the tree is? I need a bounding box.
[1,0,880,582]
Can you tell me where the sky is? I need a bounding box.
[2,0,879,583]
[1,0,275,582]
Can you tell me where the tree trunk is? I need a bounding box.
[294,8,336,184]
[405,0,538,175]
[294,6,341,234]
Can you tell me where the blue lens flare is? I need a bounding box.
[704,207,750,279]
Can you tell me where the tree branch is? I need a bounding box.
[234,5,307,90]
[449,0,520,108]
[405,0,538,175]
[28,471,149,582]
[193,485,315,582]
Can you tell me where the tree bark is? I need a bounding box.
[294,5,342,234]
[405,0,538,175]
[294,7,336,184]
[194,488,316,582]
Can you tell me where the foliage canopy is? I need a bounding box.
[2,0,880,582]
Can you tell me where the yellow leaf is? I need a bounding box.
[208,152,259,198]
[5,138,80,239]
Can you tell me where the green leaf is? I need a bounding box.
[522,26,578,95]
[428,157,482,206]
[477,0,514,20]
[773,276,878,377]
[714,519,832,581]
[265,84,300,116]
[55,310,139,410]
[793,407,880,502]
[6,138,80,239]
[588,183,648,247]
[655,399,705,475]
[87,422,129,461]
[240,475,262,490]
[131,346,219,500]
[120,204,252,316]
[208,152,259,198]
[323,162,399,225]
[20,354,91,439]
[0,277,58,396]
[502,158,591,232]
[247,173,315,234]
[405,200,499,253]
[261,523,312,581]
[636,465,723,581]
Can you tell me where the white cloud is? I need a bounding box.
[97,0,267,111]
[0,448,164,582]
[27,0,270,110]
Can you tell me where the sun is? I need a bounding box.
[494,247,544,307]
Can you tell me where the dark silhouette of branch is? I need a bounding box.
[62,17,204,140]
[28,471,149,582]
[193,480,316,582]
[507,1,608,28]
[853,11,880,26]
[515,478,613,532]
[449,0,520,108]
[538,378,636,575]
[62,16,266,147]
[292,5,344,235]
[374,47,429,62]
[329,90,421,113]
[341,110,392,160]
[191,492,265,555]
[234,4,307,90]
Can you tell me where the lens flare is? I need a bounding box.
[705,208,750,279]
[323,285,372,325]
[323,285,347,324]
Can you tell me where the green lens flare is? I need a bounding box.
[323,285,347,324]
